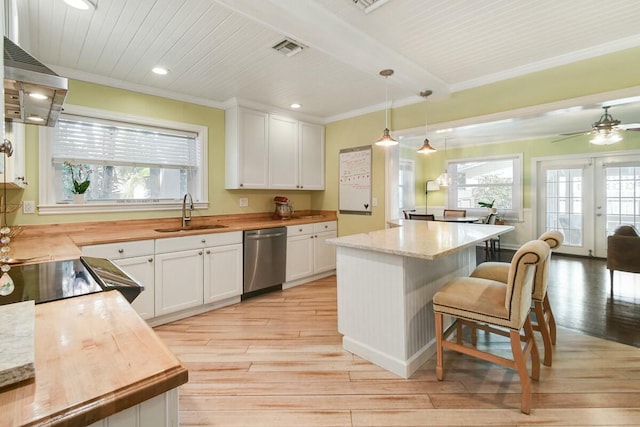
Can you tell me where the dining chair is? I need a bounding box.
[470,230,564,367]
[482,213,500,257]
[407,213,435,221]
[433,239,550,414]
[443,209,466,217]
[402,209,416,219]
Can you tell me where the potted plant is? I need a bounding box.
[64,161,92,203]
[478,200,497,214]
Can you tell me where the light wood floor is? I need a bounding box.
[155,276,640,426]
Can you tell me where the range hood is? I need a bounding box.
[4,37,68,127]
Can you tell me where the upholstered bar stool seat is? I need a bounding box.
[471,230,564,367]
[433,239,550,414]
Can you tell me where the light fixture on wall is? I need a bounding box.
[417,90,437,154]
[436,137,451,186]
[425,180,440,212]
[374,69,398,147]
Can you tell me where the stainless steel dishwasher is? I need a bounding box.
[243,226,287,298]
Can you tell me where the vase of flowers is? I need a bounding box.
[64,161,92,203]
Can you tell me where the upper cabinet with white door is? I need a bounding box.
[226,105,324,190]
[225,106,269,189]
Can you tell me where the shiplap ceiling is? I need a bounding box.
[10,0,640,144]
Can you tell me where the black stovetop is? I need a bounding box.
[0,257,142,306]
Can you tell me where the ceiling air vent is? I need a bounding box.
[351,0,393,14]
[272,38,306,57]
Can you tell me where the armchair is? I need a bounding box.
[607,225,640,289]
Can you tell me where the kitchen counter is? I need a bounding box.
[11,211,337,263]
[0,291,188,427]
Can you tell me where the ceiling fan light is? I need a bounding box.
[417,138,437,154]
[375,128,398,146]
[590,130,622,145]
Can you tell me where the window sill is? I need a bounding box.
[37,201,209,215]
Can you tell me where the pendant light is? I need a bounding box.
[416,90,437,154]
[375,69,398,147]
[436,137,451,186]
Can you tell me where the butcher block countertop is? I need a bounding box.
[0,291,188,427]
[11,211,337,263]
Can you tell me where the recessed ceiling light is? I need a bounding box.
[63,0,96,10]
[290,103,301,109]
[152,67,169,75]
[27,115,45,122]
[29,93,48,100]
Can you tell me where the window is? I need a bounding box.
[398,159,415,212]
[39,105,208,214]
[448,154,522,220]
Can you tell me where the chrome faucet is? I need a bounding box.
[182,193,193,227]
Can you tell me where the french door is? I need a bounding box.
[537,154,640,257]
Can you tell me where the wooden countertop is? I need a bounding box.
[0,291,188,427]
[11,211,337,263]
[328,220,513,260]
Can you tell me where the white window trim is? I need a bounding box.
[447,153,524,221]
[38,104,209,215]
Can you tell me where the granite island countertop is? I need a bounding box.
[328,220,513,260]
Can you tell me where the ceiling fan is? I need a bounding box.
[554,106,640,145]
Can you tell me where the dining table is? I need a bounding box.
[433,215,483,223]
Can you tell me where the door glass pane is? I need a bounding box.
[605,166,640,234]
[546,168,583,246]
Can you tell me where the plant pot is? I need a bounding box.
[488,207,497,214]
[73,194,86,204]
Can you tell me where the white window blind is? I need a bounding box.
[52,116,200,169]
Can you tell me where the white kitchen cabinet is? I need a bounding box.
[203,242,243,303]
[314,223,337,273]
[87,388,179,427]
[154,249,204,316]
[81,240,155,320]
[114,256,155,320]
[154,231,243,317]
[285,221,336,285]
[268,114,298,189]
[225,106,269,189]
[226,104,324,190]
[1,122,27,189]
[298,121,325,190]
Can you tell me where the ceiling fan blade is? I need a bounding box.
[552,134,583,143]
[621,123,640,131]
[559,129,590,136]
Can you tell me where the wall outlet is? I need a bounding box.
[23,200,36,214]
[372,197,378,207]
[239,197,249,207]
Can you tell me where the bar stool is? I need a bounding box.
[471,230,564,366]
[433,239,550,414]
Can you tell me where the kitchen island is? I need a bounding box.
[0,291,188,427]
[328,220,513,378]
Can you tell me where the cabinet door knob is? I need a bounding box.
[206,250,211,254]
[198,251,203,255]
[201,239,206,243]
[148,258,153,263]
[118,249,124,254]
[299,228,303,232]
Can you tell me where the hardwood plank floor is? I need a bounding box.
[483,248,640,348]
[155,263,640,426]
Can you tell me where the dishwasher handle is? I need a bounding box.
[245,231,286,240]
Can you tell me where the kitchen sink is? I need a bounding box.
[154,224,229,233]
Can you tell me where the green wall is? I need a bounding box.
[12,80,314,225]
[319,46,640,236]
